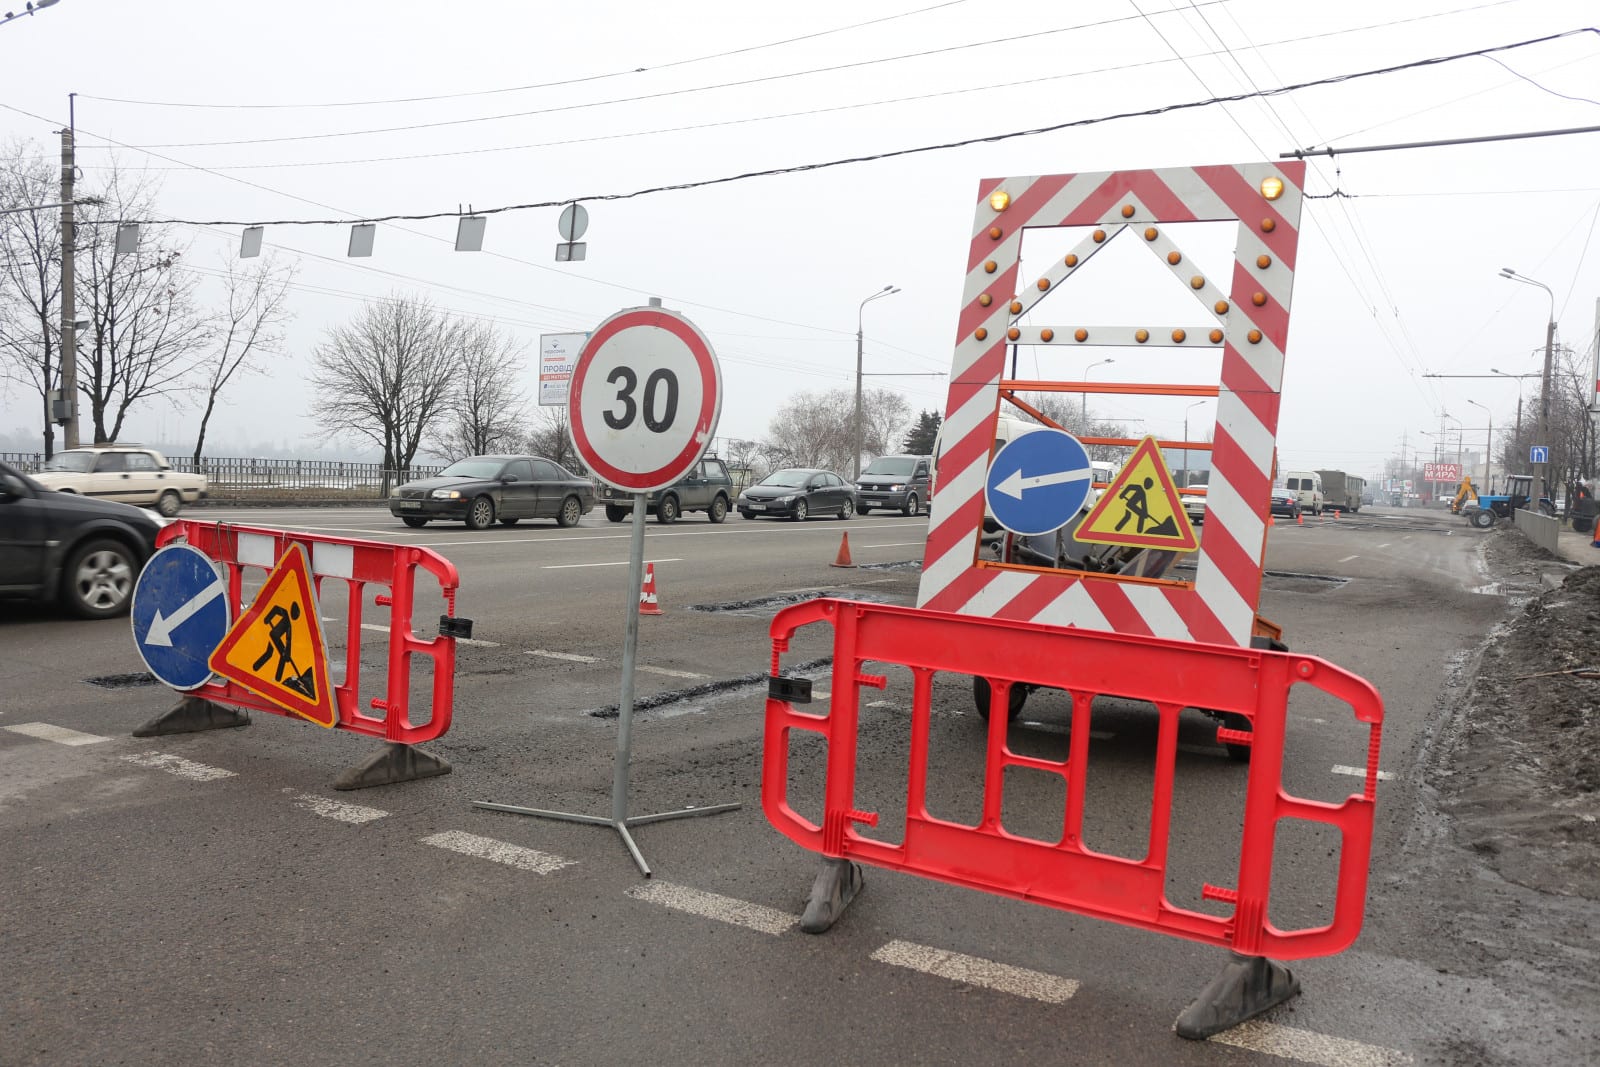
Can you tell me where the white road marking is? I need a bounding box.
[527,649,600,663]
[121,752,236,782]
[542,557,685,570]
[861,541,925,549]
[1332,765,1395,781]
[866,699,900,709]
[359,622,498,647]
[636,665,708,679]
[1338,554,1359,563]
[1209,1019,1412,1065]
[420,831,575,874]
[4,722,110,746]
[626,882,798,935]
[413,522,927,549]
[1378,542,1392,548]
[286,790,388,824]
[870,940,1079,1004]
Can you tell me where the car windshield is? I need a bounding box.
[40,451,96,472]
[760,469,813,489]
[438,459,506,479]
[863,457,916,477]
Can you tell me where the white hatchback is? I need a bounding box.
[32,445,207,517]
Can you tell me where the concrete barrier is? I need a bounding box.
[1513,508,1560,554]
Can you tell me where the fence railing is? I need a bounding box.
[2,452,442,500]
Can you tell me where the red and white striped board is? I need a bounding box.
[917,162,1305,647]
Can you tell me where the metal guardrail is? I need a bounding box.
[1,452,442,499]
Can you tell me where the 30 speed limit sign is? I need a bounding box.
[568,307,722,492]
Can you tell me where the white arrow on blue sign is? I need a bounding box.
[130,543,231,691]
[984,428,1096,536]
[1530,445,1549,463]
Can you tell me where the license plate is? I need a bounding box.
[398,500,421,509]
[747,503,765,511]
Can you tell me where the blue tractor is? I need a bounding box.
[1464,474,1557,529]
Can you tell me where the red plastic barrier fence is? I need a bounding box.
[764,598,1385,960]
[158,520,460,743]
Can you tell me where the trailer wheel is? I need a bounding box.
[973,676,1028,721]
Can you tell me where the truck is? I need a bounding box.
[1314,470,1365,514]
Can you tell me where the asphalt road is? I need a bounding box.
[0,504,1581,1065]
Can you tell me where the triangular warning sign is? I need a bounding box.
[208,544,337,728]
[1075,436,1199,552]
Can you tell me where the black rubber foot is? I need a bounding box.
[133,696,250,737]
[1174,953,1300,1040]
[332,742,452,791]
[800,857,864,934]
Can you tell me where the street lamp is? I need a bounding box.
[1182,399,1207,486]
[1489,368,1538,445]
[1467,399,1492,489]
[853,285,900,479]
[1499,268,1556,497]
[1082,358,1115,421]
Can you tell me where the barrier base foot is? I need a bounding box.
[800,857,864,934]
[133,697,250,737]
[1174,953,1299,1040]
[333,743,452,791]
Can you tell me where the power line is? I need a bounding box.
[76,0,975,111]
[15,27,1591,231]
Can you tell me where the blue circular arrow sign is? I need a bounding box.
[984,428,1095,536]
[130,543,231,691]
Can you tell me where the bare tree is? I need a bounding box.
[428,320,528,460]
[308,293,461,490]
[191,254,294,464]
[763,387,911,473]
[0,140,62,455]
[74,170,209,443]
[522,404,584,473]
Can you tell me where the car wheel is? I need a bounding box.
[793,500,808,522]
[657,495,679,525]
[466,495,495,530]
[156,490,182,518]
[62,537,137,619]
[402,517,428,528]
[858,504,872,515]
[500,517,520,526]
[973,676,1027,721]
[903,494,919,517]
[838,498,854,520]
[739,510,753,520]
[556,496,583,528]
[606,505,628,523]
[708,496,728,524]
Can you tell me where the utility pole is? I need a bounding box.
[57,115,79,449]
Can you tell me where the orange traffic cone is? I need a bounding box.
[830,532,856,568]
[638,563,663,616]
[1333,508,1340,520]
[1296,510,1303,525]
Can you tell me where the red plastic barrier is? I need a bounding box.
[764,598,1384,960]
[157,520,460,744]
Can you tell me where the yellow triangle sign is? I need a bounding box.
[208,544,338,728]
[1076,436,1199,552]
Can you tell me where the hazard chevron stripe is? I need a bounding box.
[919,162,1304,647]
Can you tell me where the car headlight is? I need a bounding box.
[776,494,796,503]
[431,489,463,500]
[888,483,906,491]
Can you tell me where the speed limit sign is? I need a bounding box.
[568,306,722,492]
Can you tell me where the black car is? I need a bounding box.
[0,460,164,618]
[1269,488,1301,519]
[389,455,595,529]
[737,468,856,521]
[598,455,734,525]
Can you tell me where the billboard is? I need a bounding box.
[538,332,587,406]
[1423,462,1462,482]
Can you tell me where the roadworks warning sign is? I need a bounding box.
[208,543,338,728]
[1076,436,1199,552]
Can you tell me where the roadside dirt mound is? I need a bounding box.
[1441,531,1600,898]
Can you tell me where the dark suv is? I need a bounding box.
[855,454,933,516]
[599,455,734,525]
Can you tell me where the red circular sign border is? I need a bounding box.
[568,308,721,492]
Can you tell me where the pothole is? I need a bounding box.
[86,672,164,689]
[588,656,833,719]
[686,590,898,617]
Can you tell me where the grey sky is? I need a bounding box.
[1,0,1596,479]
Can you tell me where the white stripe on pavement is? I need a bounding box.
[420,831,575,874]
[287,790,388,824]
[527,649,600,663]
[542,558,684,570]
[635,665,708,679]
[626,882,798,935]
[1333,765,1395,781]
[1209,1020,1412,1065]
[4,722,110,746]
[121,752,236,782]
[1338,554,1359,563]
[870,940,1079,1004]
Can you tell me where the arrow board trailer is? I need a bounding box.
[131,543,231,691]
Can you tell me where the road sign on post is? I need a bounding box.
[475,303,737,876]
[1530,445,1549,464]
[984,428,1095,536]
[131,543,230,691]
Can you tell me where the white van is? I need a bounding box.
[933,414,1114,530]
[1284,471,1324,515]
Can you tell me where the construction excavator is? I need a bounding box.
[1450,476,1476,514]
